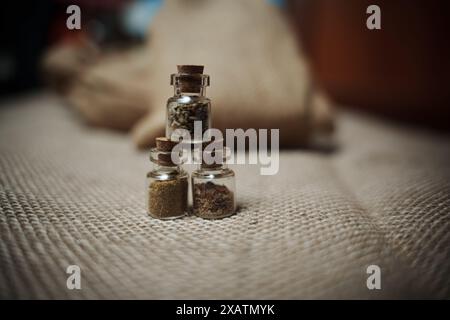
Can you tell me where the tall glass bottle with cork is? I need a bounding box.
[147,137,188,219]
[166,65,211,143]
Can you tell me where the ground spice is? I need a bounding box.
[193,181,235,219]
[148,177,188,219]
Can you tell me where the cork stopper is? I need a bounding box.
[174,65,207,93]
[156,137,178,152]
[153,137,181,166]
[177,65,204,74]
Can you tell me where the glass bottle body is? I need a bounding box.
[191,165,236,219]
[166,94,211,144]
[147,164,188,220]
[166,73,211,143]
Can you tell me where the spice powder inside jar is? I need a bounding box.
[147,137,188,219]
[148,178,188,219]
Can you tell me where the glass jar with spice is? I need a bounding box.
[146,137,188,219]
[166,65,211,143]
[192,147,236,219]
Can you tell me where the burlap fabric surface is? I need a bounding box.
[0,93,449,299]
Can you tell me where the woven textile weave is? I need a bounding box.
[0,93,449,299]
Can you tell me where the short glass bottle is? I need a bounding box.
[191,148,236,219]
[146,146,188,220]
[166,65,211,143]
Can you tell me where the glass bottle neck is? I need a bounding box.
[171,72,209,97]
[174,85,207,97]
[154,164,181,172]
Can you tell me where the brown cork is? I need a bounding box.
[177,65,204,75]
[154,137,182,166]
[176,65,205,93]
[201,162,223,169]
[156,137,177,152]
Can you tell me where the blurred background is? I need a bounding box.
[1,0,450,300]
[288,0,450,130]
[1,0,449,136]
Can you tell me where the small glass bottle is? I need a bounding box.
[192,147,236,219]
[166,65,211,143]
[146,138,188,219]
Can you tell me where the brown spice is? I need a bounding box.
[148,177,188,219]
[193,181,235,219]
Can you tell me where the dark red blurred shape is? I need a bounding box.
[287,0,450,130]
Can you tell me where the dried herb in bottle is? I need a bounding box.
[166,65,211,143]
[167,101,209,139]
[193,181,235,219]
